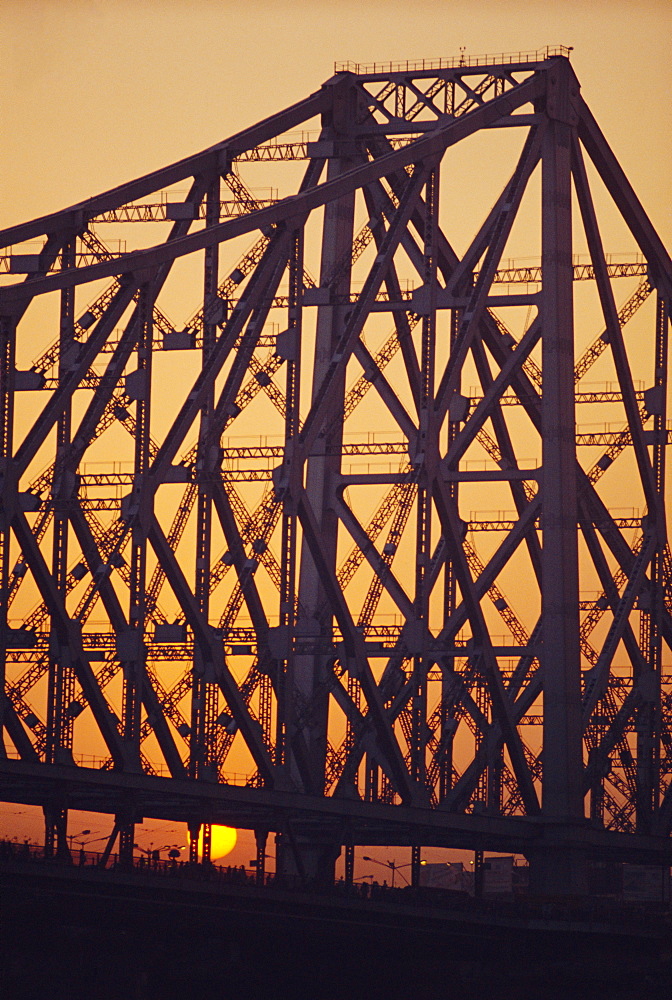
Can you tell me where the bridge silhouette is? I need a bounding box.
[0,47,671,911]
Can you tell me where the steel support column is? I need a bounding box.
[0,313,15,760]
[637,294,668,832]
[533,62,585,893]
[411,166,439,887]
[119,281,154,864]
[276,227,303,768]
[290,128,356,876]
[439,306,461,804]
[190,176,220,863]
[44,238,76,859]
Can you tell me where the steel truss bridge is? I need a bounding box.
[0,46,671,893]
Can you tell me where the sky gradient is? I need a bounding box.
[1,0,670,242]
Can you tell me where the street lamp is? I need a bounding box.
[362,856,412,887]
[133,842,183,862]
[67,828,92,850]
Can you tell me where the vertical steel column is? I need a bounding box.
[445,78,455,116]
[119,281,154,865]
[637,294,668,831]
[411,166,439,887]
[44,238,76,858]
[475,679,488,808]
[271,230,303,879]
[0,314,15,760]
[439,306,461,803]
[487,714,504,814]
[254,828,267,885]
[257,671,272,751]
[537,61,584,892]
[474,848,485,897]
[188,820,200,867]
[276,229,303,773]
[588,696,606,825]
[190,178,219,863]
[294,144,355,800]
[395,84,405,120]
[343,674,361,793]
[344,844,355,883]
[342,674,362,804]
[364,756,379,802]
[291,110,356,875]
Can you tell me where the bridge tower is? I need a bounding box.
[0,48,670,891]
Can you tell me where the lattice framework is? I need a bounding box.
[0,47,670,885]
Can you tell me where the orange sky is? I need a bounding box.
[1,0,670,242]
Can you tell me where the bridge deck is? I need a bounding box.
[2,845,671,1000]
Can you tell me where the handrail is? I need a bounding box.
[335,46,572,76]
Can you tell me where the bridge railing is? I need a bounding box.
[334,46,572,75]
[2,838,670,925]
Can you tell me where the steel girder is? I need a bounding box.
[0,48,670,885]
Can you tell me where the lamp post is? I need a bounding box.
[133,842,183,865]
[67,830,109,865]
[362,856,412,888]
[67,828,91,850]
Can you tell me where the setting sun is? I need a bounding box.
[189,825,238,862]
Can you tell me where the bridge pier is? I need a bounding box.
[528,842,587,897]
[275,828,342,884]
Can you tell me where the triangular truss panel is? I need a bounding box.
[0,47,670,884]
